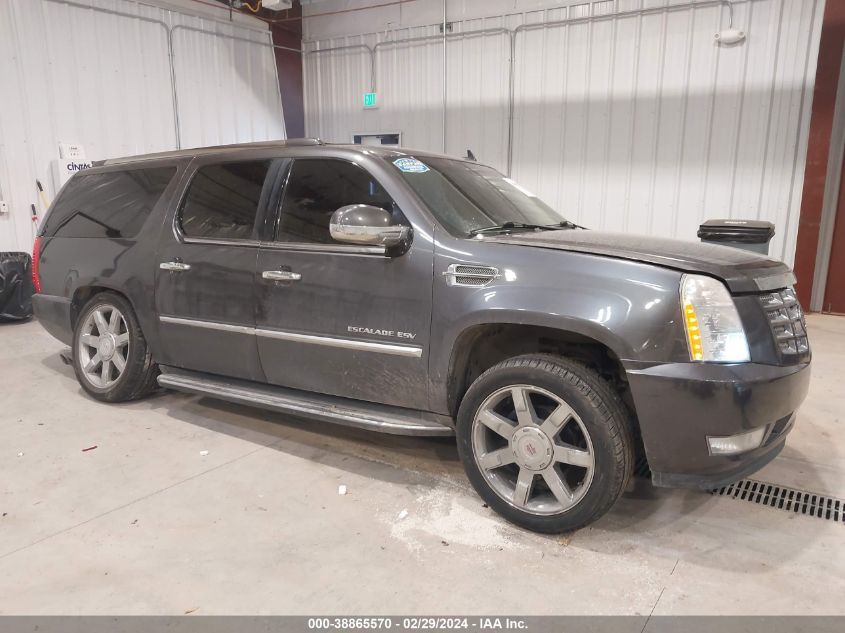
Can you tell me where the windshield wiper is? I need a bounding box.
[470,222,556,236]
[470,220,585,236]
[541,220,586,230]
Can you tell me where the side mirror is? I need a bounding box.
[329,204,410,248]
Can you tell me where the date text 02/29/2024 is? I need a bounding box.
[307,617,528,630]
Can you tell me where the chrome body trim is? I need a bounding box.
[180,237,261,248]
[260,241,386,256]
[754,272,798,292]
[159,315,253,335]
[157,316,423,357]
[255,328,423,357]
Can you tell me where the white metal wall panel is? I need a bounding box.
[170,18,284,149]
[303,0,824,265]
[304,35,375,145]
[379,29,447,154]
[0,0,284,253]
[444,23,511,170]
[304,22,512,171]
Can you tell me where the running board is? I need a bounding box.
[157,368,455,437]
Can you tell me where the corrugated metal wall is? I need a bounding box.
[303,0,824,265]
[0,0,285,253]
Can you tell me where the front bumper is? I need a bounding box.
[625,360,810,489]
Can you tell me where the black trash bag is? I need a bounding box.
[0,252,35,321]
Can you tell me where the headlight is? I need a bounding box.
[681,274,750,362]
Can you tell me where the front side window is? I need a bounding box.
[277,159,395,244]
[386,156,571,237]
[43,166,176,239]
[179,161,271,241]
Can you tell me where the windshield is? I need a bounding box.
[386,156,573,237]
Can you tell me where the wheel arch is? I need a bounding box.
[70,284,134,329]
[446,321,635,421]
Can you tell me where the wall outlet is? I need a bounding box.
[0,201,8,214]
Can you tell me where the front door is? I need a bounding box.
[255,157,433,410]
[155,158,280,381]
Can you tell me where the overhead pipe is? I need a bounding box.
[45,0,739,159]
[303,0,739,175]
[505,0,738,173]
[43,0,179,145]
[442,0,447,153]
[302,28,513,107]
[43,0,290,149]
[264,0,415,24]
[170,25,294,144]
[306,44,376,92]
[140,0,270,33]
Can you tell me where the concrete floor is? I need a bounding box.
[0,314,843,615]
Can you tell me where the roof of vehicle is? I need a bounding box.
[98,138,471,167]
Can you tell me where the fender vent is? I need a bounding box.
[711,479,845,523]
[443,264,500,287]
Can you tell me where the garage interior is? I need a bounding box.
[1,0,845,619]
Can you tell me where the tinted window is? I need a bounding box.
[387,156,569,237]
[278,159,394,244]
[179,161,271,240]
[43,167,175,238]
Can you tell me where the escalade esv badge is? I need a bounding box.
[31,139,811,534]
[348,326,417,340]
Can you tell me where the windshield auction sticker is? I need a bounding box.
[393,157,430,173]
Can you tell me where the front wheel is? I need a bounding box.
[72,292,159,402]
[456,354,634,533]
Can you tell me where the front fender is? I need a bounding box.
[428,233,688,413]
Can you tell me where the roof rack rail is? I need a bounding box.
[285,138,324,146]
[95,138,330,167]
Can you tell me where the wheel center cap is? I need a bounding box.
[98,334,116,360]
[512,427,554,471]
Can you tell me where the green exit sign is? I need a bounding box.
[363,92,378,109]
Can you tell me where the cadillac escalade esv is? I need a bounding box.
[32,139,811,533]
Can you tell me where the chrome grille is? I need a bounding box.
[759,287,809,358]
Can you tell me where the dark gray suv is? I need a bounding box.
[32,139,811,533]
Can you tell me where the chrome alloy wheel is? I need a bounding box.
[471,385,595,516]
[77,305,130,388]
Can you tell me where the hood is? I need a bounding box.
[489,229,794,293]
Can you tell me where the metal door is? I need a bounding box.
[255,157,434,409]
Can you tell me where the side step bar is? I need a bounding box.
[157,368,455,437]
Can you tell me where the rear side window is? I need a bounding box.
[277,159,394,244]
[178,161,271,241]
[43,167,176,238]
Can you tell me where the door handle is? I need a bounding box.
[160,261,191,272]
[262,270,301,282]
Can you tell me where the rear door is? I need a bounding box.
[254,156,434,410]
[154,156,282,381]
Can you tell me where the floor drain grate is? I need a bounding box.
[711,479,845,523]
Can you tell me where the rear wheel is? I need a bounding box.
[72,292,158,402]
[456,354,633,533]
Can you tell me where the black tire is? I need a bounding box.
[72,292,159,402]
[456,354,634,533]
